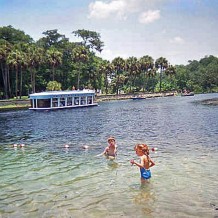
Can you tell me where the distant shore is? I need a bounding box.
[0,92,175,112]
[1,93,217,112]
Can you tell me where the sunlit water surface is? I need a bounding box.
[0,93,218,218]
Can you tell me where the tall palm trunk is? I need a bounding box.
[52,65,55,81]
[30,70,33,93]
[77,71,80,90]
[1,62,9,99]
[7,66,11,98]
[19,67,23,99]
[159,67,162,92]
[15,66,18,99]
[30,69,36,93]
[33,70,36,93]
[105,72,108,94]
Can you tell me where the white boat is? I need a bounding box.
[181,92,194,96]
[131,96,146,100]
[29,89,98,111]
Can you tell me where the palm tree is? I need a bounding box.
[46,47,63,81]
[165,64,176,77]
[99,60,114,94]
[111,57,126,94]
[72,45,89,89]
[7,48,22,99]
[139,55,154,91]
[15,43,30,99]
[18,50,28,99]
[27,45,44,93]
[126,56,140,92]
[0,39,12,99]
[155,57,168,92]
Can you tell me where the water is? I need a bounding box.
[0,93,218,218]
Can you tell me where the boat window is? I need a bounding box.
[87,96,92,104]
[80,96,86,105]
[60,97,65,107]
[67,97,72,106]
[38,99,50,108]
[74,97,79,105]
[52,98,58,107]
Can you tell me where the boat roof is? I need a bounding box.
[29,89,95,99]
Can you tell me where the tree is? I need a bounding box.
[46,47,63,81]
[126,57,140,92]
[73,29,104,53]
[7,48,23,98]
[0,25,33,45]
[46,80,61,91]
[72,45,89,89]
[111,57,126,94]
[165,64,176,77]
[26,45,44,93]
[155,57,168,92]
[99,60,114,94]
[37,29,69,49]
[0,39,12,98]
[139,55,154,91]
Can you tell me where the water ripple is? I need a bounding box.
[0,93,218,217]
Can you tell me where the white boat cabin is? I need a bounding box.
[29,90,98,110]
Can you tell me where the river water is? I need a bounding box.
[0,93,218,218]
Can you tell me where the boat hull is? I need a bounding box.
[29,103,98,111]
[181,92,194,96]
[131,97,146,100]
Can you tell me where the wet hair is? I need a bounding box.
[134,144,150,155]
[108,136,115,142]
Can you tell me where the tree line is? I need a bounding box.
[0,25,217,99]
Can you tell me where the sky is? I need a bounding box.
[0,0,218,65]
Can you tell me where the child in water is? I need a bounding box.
[130,144,155,184]
[97,136,117,160]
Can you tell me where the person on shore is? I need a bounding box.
[97,136,117,160]
[130,144,155,184]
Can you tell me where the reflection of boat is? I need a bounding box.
[29,90,98,111]
[181,92,194,96]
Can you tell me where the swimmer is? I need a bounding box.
[82,145,89,149]
[130,144,155,184]
[96,136,117,160]
[20,143,25,147]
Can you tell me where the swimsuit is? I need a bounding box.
[140,168,151,180]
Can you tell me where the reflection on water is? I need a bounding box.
[0,93,218,217]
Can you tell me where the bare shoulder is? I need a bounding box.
[142,155,149,162]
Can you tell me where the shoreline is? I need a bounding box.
[0,92,175,112]
[1,93,217,112]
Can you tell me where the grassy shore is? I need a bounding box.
[0,99,30,112]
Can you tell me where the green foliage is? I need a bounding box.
[0,25,217,99]
[73,29,104,53]
[0,25,33,45]
[46,81,62,91]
